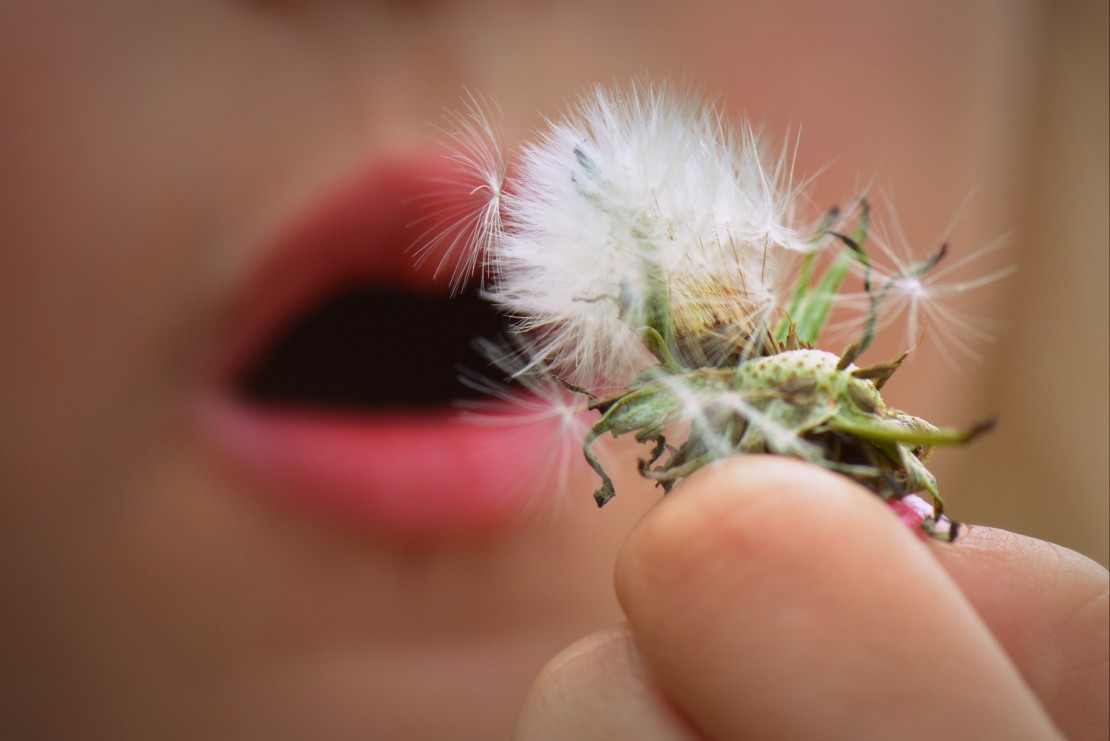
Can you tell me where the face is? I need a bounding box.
[0,1,1035,737]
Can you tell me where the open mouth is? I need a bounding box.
[198,155,556,538]
[236,285,510,411]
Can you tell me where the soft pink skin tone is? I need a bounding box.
[0,2,1105,739]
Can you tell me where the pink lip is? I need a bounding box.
[213,157,453,383]
[197,155,558,537]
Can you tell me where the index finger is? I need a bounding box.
[931,526,1109,740]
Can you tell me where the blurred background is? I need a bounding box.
[429,0,1108,564]
[888,0,1110,568]
[945,0,1107,568]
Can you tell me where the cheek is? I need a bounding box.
[0,3,362,503]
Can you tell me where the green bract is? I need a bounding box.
[575,204,990,542]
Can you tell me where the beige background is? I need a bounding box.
[944,0,1108,567]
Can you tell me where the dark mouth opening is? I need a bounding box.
[236,285,514,410]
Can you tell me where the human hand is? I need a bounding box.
[516,457,1109,740]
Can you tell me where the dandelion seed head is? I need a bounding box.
[472,81,811,388]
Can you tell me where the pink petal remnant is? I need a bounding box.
[890,493,933,525]
[888,494,958,541]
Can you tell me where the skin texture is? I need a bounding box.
[517,458,1108,740]
[0,1,1105,738]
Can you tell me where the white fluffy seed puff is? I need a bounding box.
[435,82,821,392]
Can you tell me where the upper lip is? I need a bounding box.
[194,152,563,537]
[211,155,456,385]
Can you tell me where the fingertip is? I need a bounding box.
[514,625,699,741]
[615,455,905,616]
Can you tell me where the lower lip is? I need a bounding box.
[200,393,559,537]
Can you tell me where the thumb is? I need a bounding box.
[615,455,1060,740]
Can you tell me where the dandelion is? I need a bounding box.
[427,81,1003,541]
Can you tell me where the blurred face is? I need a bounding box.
[0,3,673,737]
[0,1,1022,737]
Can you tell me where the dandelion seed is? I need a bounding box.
[838,223,1014,365]
[456,338,599,508]
[411,92,508,293]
